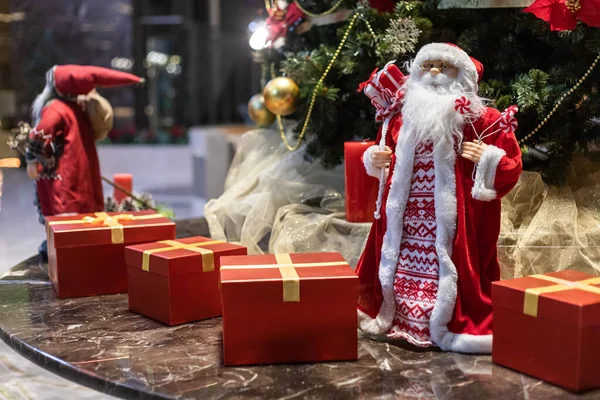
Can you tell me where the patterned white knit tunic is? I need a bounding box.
[387,141,439,346]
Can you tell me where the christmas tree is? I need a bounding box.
[425,1,600,184]
[252,0,600,184]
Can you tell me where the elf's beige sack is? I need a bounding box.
[78,90,113,141]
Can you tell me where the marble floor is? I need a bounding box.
[0,166,206,399]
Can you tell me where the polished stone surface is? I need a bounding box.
[0,219,599,399]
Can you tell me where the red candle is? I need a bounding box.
[113,173,133,203]
[344,141,378,222]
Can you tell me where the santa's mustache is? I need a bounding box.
[420,73,454,92]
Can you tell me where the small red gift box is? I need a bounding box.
[46,211,175,299]
[220,252,358,366]
[359,62,405,110]
[125,236,247,326]
[493,270,600,392]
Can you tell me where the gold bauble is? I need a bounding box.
[248,94,275,127]
[263,77,300,116]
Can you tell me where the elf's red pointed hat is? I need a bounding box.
[53,65,143,96]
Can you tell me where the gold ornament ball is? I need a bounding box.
[263,77,300,116]
[247,94,275,127]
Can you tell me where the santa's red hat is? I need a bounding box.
[412,43,484,85]
[53,65,143,96]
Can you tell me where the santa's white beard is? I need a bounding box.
[401,74,485,151]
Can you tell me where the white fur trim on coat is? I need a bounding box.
[471,145,506,201]
[363,145,382,179]
[358,122,493,354]
[413,43,478,90]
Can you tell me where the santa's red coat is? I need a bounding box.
[32,99,104,216]
[357,107,522,353]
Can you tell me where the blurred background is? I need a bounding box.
[0,0,268,271]
[6,0,263,140]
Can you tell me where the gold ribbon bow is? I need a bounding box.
[82,213,134,244]
[141,239,225,272]
[524,274,600,317]
[221,254,349,302]
[48,212,165,244]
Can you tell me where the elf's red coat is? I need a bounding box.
[358,107,522,353]
[32,99,104,216]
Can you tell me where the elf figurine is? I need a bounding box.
[26,65,142,259]
[357,43,522,353]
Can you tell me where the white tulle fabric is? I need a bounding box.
[204,125,347,255]
[499,156,600,279]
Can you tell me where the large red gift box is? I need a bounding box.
[125,236,247,325]
[220,252,358,366]
[46,211,175,299]
[493,270,600,392]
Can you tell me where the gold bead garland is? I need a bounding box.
[362,16,377,40]
[266,0,345,17]
[519,53,600,145]
[293,0,345,18]
[272,13,362,151]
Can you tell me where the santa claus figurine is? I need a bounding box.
[357,43,522,354]
[26,65,142,258]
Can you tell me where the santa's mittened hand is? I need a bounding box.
[372,146,393,169]
[461,141,487,164]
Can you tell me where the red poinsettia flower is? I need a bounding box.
[524,0,600,31]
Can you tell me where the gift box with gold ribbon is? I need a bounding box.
[125,236,246,326]
[492,270,600,392]
[46,211,175,299]
[220,252,358,366]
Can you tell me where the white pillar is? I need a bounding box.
[208,0,222,124]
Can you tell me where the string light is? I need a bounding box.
[249,25,270,50]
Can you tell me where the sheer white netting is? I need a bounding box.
[499,156,600,278]
[204,126,348,256]
[205,128,600,274]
